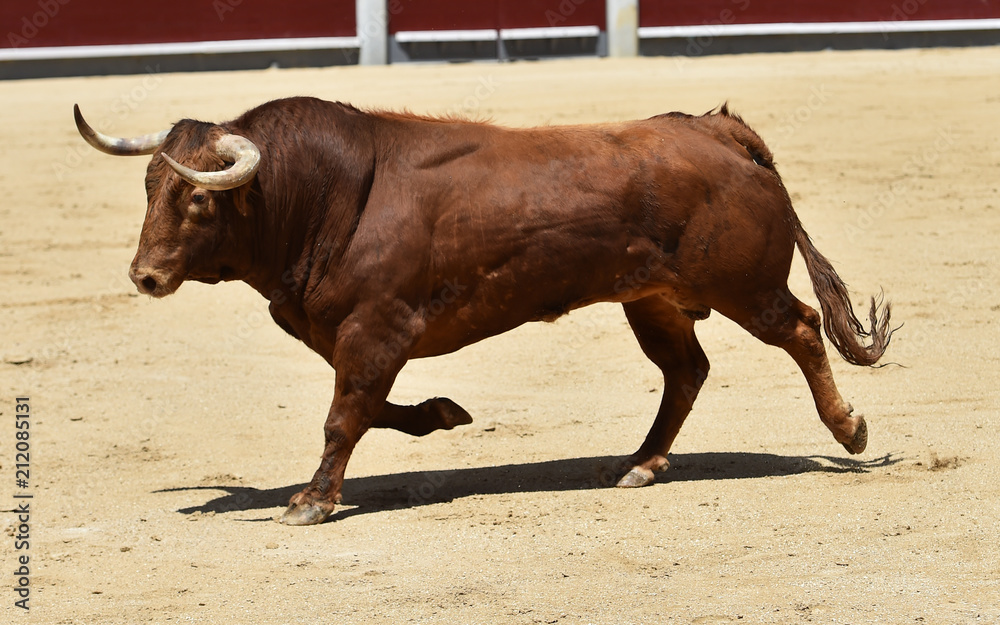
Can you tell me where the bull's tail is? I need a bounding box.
[793,221,895,367]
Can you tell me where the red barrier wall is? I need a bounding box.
[2,0,356,49]
[388,0,498,32]
[387,0,606,33]
[4,0,997,50]
[500,0,606,30]
[638,0,1000,28]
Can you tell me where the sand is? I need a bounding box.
[2,45,999,624]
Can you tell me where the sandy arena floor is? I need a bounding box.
[2,46,999,624]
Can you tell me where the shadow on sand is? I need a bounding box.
[158,451,903,523]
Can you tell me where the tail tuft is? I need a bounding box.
[794,226,896,367]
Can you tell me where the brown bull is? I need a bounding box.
[75,97,894,525]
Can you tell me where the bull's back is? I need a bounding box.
[375,115,793,357]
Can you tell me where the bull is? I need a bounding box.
[74,97,894,525]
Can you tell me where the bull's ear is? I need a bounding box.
[229,183,253,218]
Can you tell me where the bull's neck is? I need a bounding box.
[235,108,376,307]
[239,186,316,304]
[236,181,343,307]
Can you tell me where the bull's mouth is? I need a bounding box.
[131,265,236,294]
[192,266,236,285]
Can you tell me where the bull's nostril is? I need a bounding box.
[141,276,158,293]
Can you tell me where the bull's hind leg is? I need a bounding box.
[722,289,867,453]
[617,295,710,487]
[372,398,473,436]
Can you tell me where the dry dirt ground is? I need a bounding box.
[2,46,999,624]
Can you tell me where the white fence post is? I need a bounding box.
[357,0,388,65]
[606,0,639,57]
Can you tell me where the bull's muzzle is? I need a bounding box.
[129,265,176,298]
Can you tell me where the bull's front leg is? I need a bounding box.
[279,326,406,526]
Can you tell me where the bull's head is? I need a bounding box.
[74,105,261,297]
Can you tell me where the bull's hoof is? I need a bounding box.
[431,397,473,429]
[615,455,669,488]
[616,467,655,488]
[841,415,868,455]
[278,501,334,526]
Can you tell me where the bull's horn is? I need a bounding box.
[161,134,261,191]
[73,104,168,156]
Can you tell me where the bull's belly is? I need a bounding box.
[406,244,687,359]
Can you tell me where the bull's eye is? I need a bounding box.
[187,190,211,221]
